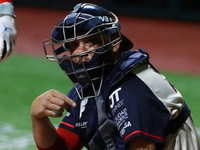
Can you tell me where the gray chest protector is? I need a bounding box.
[89,94,118,150]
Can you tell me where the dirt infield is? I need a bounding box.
[14,6,200,75]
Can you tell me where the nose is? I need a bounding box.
[76,42,88,54]
[71,41,91,64]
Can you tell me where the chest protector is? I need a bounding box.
[70,49,149,150]
[89,49,149,150]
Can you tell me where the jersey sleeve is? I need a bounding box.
[57,127,83,150]
[108,64,185,146]
[36,131,68,150]
[0,0,12,3]
[36,127,83,150]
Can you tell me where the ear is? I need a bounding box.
[113,44,120,53]
[110,33,121,53]
[111,43,122,62]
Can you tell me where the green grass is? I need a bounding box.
[0,53,199,149]
[0,53,72,150]
[160,71,200,127]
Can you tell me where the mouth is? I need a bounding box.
[77,55,91,64]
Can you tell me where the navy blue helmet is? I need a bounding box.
[43,3,133,99]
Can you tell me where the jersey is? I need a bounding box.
[59,50,200,150]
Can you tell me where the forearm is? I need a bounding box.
[127,137,156,150]
[30,89,77,149]
[31,115,57,149]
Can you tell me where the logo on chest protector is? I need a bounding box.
[109,87,121,109]
[79,98,88,118]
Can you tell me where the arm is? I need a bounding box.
[0,0,17,62]
[127,137,156,150]
[31,89,76,149]
[31,116,58,149]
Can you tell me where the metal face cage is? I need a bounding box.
[43,3,122,99]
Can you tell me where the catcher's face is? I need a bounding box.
[68,33,110,64]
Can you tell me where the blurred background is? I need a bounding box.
[0,0,200,149]
[13,0,200,74]
[13,0,200,22]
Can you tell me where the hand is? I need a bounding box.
[31,89,76,119]
[127,137,156,150]
[0,3,17,62]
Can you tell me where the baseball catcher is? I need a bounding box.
[31,3,200,150]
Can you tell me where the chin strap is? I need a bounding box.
[89,93,118,150]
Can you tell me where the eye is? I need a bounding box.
[70,42,79,47]
[88,39,94,45]
[88,38,99,46]
[69,42,79,50]
[68,42,79,54]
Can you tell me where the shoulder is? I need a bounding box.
[132,63,183,104]
[112,63,184,120]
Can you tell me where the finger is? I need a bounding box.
[0,41,7,61]
[42,97,65,117]
[0,40,11,62]
[8,41,12,56]
[45,102,64,114]
[5,38,11,54]
[44,95,72,112]
[44,110,63,118]
[45,95,68,110]
[50,96,75,110]
[11,33,16,50]
[50,90,76,107]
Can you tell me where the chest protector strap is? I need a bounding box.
[102,49,149,100]
[89,94,118,150]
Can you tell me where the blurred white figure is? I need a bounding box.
[0,0,16,62]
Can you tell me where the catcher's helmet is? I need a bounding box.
[43,3,133,99]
